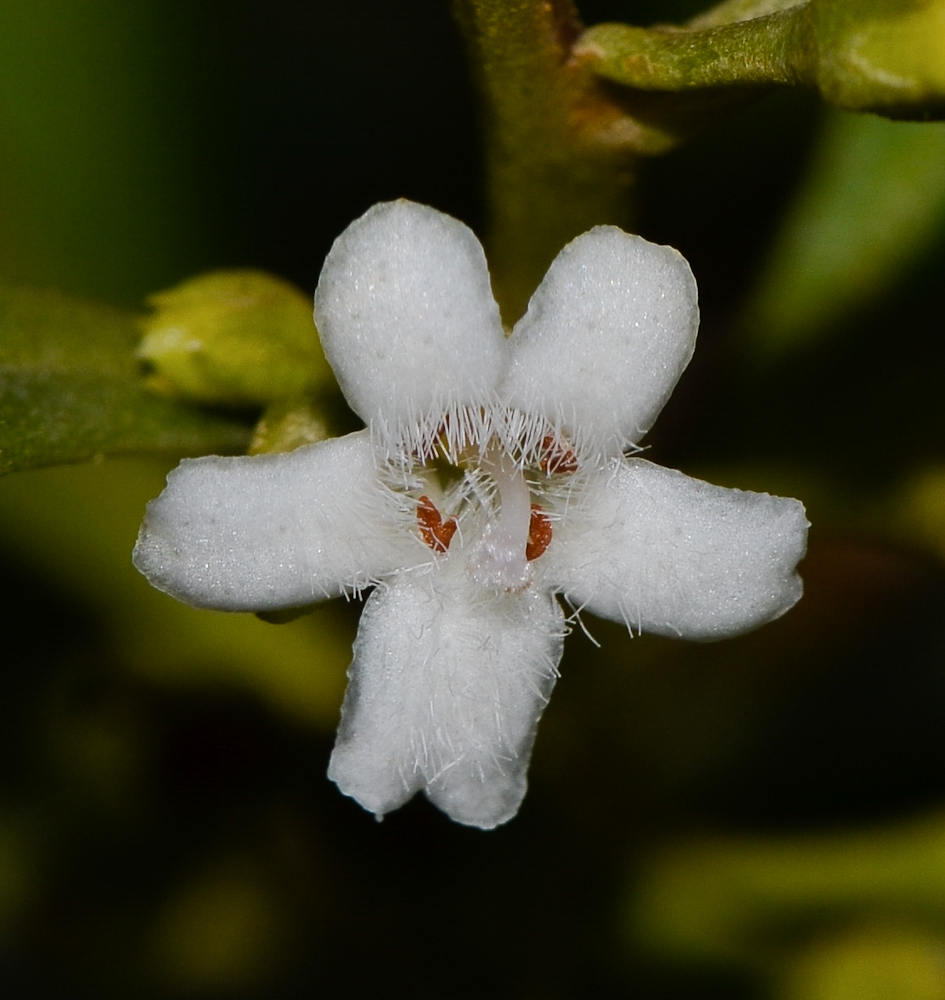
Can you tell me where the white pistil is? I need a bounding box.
[468,444,534,592]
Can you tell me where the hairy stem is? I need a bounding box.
[453,0,640,324]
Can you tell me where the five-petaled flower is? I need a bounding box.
[133,200,808,829]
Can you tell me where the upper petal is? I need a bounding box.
[327,563,564,829]
[501,227,698,456]
[544,459,808,640]
[133,430,424,611]
[314,200,508,434]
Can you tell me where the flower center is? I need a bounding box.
[402,406,577,592]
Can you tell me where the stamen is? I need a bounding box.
[417,495,457,553]
[525,505,553,561]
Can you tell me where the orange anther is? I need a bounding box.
[417,495,457,553]
[539,435,578,474]
[525,505,553,561]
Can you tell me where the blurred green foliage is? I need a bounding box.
[0,460,353,727]
[1,0,945,997]
[778,925,945,1000]
[630,811,945,965]
[742,113,945,358]
[0,286,249,474]
[0,0,210,303]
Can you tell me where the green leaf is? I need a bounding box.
[741,112,945,357]
[0,285,249,476]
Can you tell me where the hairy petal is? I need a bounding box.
[133,430,422,611]
[502,228,699,456]
[546,459,808,640]
[314,200,508,433]
[328,566,564,829]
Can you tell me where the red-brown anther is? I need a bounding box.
[539,435,579,474]
[417,495,457,553]
[525,505,553,562]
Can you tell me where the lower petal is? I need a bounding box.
[327,566,565,829]
[545,459,809,640]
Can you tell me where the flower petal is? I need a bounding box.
[328,565,564,829]
[314,200,508,435]
[133,430,423,611]
[501,227,699,456]
[544,459,808,639]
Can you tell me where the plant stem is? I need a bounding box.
[453,0,640,324]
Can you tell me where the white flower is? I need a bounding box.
[133,200,808,830]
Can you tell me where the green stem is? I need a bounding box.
[453,0,945,326]
[453,0,640,324]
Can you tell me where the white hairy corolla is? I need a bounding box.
[133,200,809,829]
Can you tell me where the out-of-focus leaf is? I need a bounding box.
[0,459,352,727]
[889,466,945,562]
[149,858,283,991]
[139,271,335,407]
[0,0,207,302]
[778,924,945,1000]
[811,0,945,117]
[742,112,945,358]
[627,810,945,969]
[0,817,37,942]
[0,286,249,476]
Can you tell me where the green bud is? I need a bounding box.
[248,396,330,456]
[138,270,334,407]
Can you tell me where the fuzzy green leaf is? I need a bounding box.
[578,0,945,121]
[0,286,249,476]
